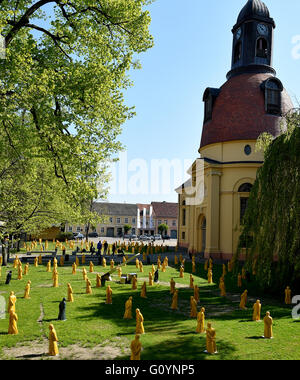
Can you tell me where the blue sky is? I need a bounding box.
[108,0,300,204]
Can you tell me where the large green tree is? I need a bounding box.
[0,0,154,236]
[235,110,300,293]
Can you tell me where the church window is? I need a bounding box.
[238,183,253,193]
[203,88,220,124]
[234,42,242,63]
[256,38,268,58]
[182,209,186,226]
[244,145,252,156]
[265,79,282,115]
[238,183,253,224]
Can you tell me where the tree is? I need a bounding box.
[124,224,132,235]
[235,110,300,293]
[0,0,154,235]
[158,223,168,237]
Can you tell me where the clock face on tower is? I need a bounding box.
[257,24,268,36]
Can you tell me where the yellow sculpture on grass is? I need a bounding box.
[170,278,176,294]
[82,268,87,281]
[96,274,101,288]
[171,290,178,310]
[205,323,217,354]
[207,269,213,284]
[86,278,92,294]
[123,296,133,319]
[18,263,23,280]
[135,309,145,334]
[53,270,59,288]
[132,275,138,290]
[140,282,147,299]
[263,312,273,339]
[8,310,18,335]
[67,283,74,302]
[72,262,77,275]
[46,260,51,272]
[285,286,292,305]
[190,296,197,318]
[102,257,106,267]
[48,324,59,356]
[34,257,38,267]
[194,285,200,303]
[149,272,153,286]
[130,335,142,360]
[196,307,205,333]
[253,300,261,321]
[8,291,17,314]
[106,285,113,304]
[239,290,248,310]
[189,274,194,289]
[179,266,184,278]
[24,280,31,299]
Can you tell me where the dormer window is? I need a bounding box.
[262,78,283,116]
[203,88,221,124]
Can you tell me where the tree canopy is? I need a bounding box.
[235,110,300,293]
[0,0,154,237]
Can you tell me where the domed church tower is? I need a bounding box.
[176,0,293,260]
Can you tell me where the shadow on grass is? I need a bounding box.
[115,335,237,361]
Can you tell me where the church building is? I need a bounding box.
[176,0,294,260]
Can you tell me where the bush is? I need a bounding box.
[56,232,74,242]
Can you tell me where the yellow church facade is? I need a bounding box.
[176,1,293,260]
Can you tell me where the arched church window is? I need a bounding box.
[238,183,253,193]
[256,38,268,58]
[204,93,213,123]
[234,42,242,63]
[265,79,282,115]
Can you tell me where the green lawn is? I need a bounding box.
[0,256,299,360]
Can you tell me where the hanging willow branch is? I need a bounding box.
[234,109,300,293]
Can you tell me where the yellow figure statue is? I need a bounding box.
[239,290,248,310]
[170,278,176,294]
[253,300,261,321]
[23,263,29,275]
[72,262,77,275]
[76,256,80,266]
[139,261,143,273]
[110,259,114,270]
[8,310,18,335]
[48,324,59,356]
[174,255,178,265]
[207,269,213,284]
[161,263,166,273]
[117,266,122,278]
[237,273,242,288]
[151,264,155,277]
[38,254,42,265]
[285,286,292,305]
[209,258,213,269]
[82,255,86,265]
[46,260,51,272]
[140,282,147,298]
[86,278,92,294]
[53,258,57,268]
[135,309,145,335]
[179,266,184,278]
[263,312,273,339]
[13,256,18,269]
[82,268,87,281]
[53,270,59,287]
[89,261,94,273]
[196,307,205,333]
[190,296,197,318]
[220,279,226,297]
[123,296,133,319]
[149,272,153,286]
[194,285,200,303]
[17,263,23,280]
[8,291,17,314]
[34,257,38,267]
[189,274,194,289]
[132,275,138,290]
[96,274,102,288]
[60,256,64,267]
[135,259,139,269]
[24,280,31,299]
[106,285,113,304]
[102,257,106,267]
[130,335,142,360]
[205,323,217,354]
[157,258,161,269]
[67,283,74,302]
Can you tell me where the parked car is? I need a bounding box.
[131,234,138,241]
[74,233,84,240]
[162,235,171,240]
[152,234,162,240]
[88,232,99,238]
[139,235,151,241]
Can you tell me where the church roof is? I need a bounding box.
[199,73,293,150]
[234,0,275,29]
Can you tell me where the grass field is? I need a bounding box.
[0,255,299,360]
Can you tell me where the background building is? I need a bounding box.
[176,0,293,259]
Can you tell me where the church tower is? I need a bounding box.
[176,0,294,260]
